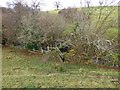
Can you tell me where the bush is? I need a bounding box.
[26,42,39,51]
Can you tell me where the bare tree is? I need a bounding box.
[35,12,66,51]
[66,0,118,66]
[16,0,42,49]
[58,7,77,23]
[31,0,44,11]
[54,0,62,10]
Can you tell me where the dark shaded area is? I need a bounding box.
[26,42,39,51]
[58,45,72,62]
[2,38,7,46]
[59,45,71,53]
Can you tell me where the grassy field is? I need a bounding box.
[2,47,119,88]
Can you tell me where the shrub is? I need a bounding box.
[26,42,39,51]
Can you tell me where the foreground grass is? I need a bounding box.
[2,47,119,88]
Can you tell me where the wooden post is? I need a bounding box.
[55,47,65,62]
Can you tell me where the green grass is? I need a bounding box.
[106,28,118,40]
[48,9,60,14]
[2,47,119,88]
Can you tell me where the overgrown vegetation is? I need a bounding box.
[1,0,119,88]
[1,0,119,67]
